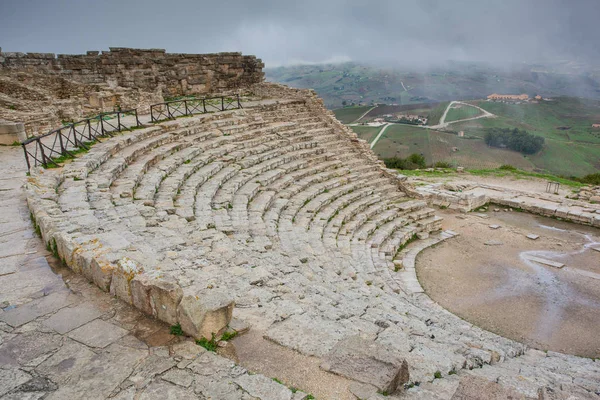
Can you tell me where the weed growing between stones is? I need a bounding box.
[196,334,218,351]
[170,323,184,336]
[220,331,237,341]
[29,212,42,237]
[393,233,418,261]
[434,371,442,379]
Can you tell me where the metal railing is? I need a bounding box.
[150,95,242,123]
[21,109,141,171]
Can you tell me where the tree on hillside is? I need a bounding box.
[484,128,544,154]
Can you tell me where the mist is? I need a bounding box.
[1,0,599,68]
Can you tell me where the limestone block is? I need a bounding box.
[52,231,78,271]
[177,291,234,340]
[0,121,26,144]
[150,277,183,325]
[73,249,93,278]
[320,335,409,393]
[110,257,144,304]
[131,274,154,316]
[89,257,113,292]
[131,274,183,325]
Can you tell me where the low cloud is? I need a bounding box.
[1,0,599,68]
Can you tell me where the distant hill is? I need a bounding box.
[266,61,600,109]
[342,97,600,177]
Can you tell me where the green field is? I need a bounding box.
[444,104,483,122]
[371,124,534,170]
[350,125,382,143]
[332,106,372,124]
[426,102,450,125]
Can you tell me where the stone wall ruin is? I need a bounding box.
[0,48,264,136]
[0,47,264,96]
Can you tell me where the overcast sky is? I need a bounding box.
[1,0,599,67]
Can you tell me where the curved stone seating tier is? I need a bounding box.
[24,92,600,395]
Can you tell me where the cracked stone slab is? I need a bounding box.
[234,373,292,400]
[42,303,103,334]
[45,343,146,400]
[0,368,31,397]
[0,291,74,327]
[0,331,62,367]
[67,319,129,348]
[36,339,97,384]
[161,368,195,388]
[138,381,198,400]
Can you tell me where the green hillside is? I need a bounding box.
[349,97,600,177]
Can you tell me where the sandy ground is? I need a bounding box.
[417,208,600,358]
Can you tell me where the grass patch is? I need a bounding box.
[434,371,442,379]
[426,102,450,126]
[221,331,238,341]
[333,105,373,124]
[169,323,184,336]
[45,140,98,168]
[196,334,218,352]
[29,212,42,237]
[444,104,483,123]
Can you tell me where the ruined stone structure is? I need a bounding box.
[0,48,264,96]
[0,48,263,136]
[2,52,599,399]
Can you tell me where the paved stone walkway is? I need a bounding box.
[0,146,305,400]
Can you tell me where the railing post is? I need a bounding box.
[166,103,172,119]
[135,109,141,126]
[58,129,66,154]
[202,99,207,113]
[184,100,189,116]
[237,94,241,109]
[100,115,105,136]
[150,106,155,123]
[117,112,122,132]
[22,144,31,172]
[38,139,47,168]
[221,97,224,111]
[70,125,80,148]
[87,119,92,141]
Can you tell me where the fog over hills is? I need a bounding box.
[1,0,599,68]
[266,61,600,109]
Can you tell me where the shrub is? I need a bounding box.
[407,153,426,168]
[579,173,600,185]
[383,153,426,170]
[434,161,452,168]
[499,164,517,171]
